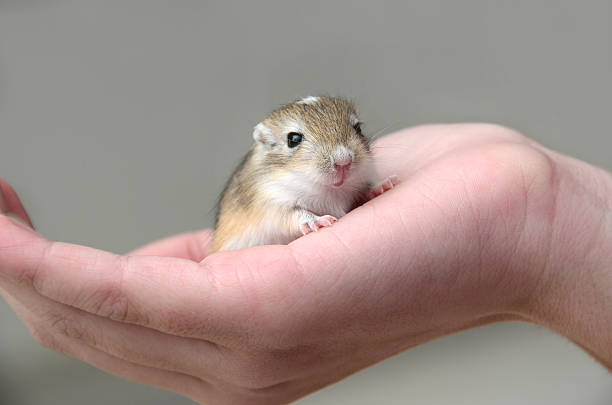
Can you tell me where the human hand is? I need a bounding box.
[0,123,610,404]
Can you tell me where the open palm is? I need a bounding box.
[0,124,589,404]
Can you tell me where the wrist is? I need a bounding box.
[521,150,612,368]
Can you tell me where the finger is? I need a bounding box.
[60,312,225,385]
[0,177,34,228]
[4,290,209,400]
[1,281,225,383]
[0,233,272,340]
[47,328,211,403]
[4,287,306,404]
[71,343,210,403]
[129,230,213,261]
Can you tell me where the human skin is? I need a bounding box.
[0,124,610,404]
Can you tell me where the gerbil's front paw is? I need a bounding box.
[367,175,399,200]
[300,215,338,235]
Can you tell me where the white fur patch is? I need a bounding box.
[349,113,359,126]
[261,165,369,219]
[283,118,305,135]
[298,96,320,105]
[333,146,353,165]
[253,122,271,143]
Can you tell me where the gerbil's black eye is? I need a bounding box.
[287,132,303,148]
[353,123,363,136]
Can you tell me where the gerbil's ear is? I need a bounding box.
[252,123,276,150]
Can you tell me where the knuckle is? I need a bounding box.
[416,123,530,145]
[30,325,58,350]
[473,123,528,141]
[454,123,531,144]
[92,256,144,324]
[47,314,91,344]
[93,282,132,323]
[449,141,555,212]
[30,319,74,355]
[5,238,50,286]
[480,143,556,198]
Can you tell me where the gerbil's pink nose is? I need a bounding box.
[334,156,353,169]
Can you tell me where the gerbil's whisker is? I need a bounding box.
[370,145,413,151]
[367,120,409,140]
[215,96,383,252]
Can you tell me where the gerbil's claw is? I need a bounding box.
[316,215,337,228]
[367,175,399,200]
[300,215,338,235]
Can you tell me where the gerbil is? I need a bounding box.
[212,96,397,252]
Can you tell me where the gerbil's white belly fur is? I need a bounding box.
[264,168,370,215]
[221,174,369,251]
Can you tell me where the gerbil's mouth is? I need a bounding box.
[324,153,356,188]
[331,166,351,188]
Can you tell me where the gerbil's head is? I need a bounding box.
[252,96,371,188]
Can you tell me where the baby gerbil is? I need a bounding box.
[212,96,398,252]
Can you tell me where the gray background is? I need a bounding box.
[1,1,611,404]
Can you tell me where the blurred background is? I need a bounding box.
[1,1,611,404]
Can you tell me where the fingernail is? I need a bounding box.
[0,194,7,214]
[7,212,34,231]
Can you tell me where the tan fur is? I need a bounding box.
[212,207,261,252]
[212,97,373,252]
